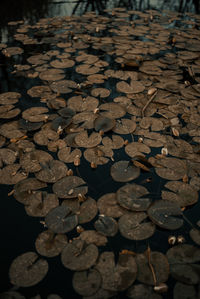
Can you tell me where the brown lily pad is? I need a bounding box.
[94,215,118,237]
[117,183,152,211]
[147,200,183,230]
[162,181,198,207]
[61,239,98,271]
[126,284,163,299]
[27,85,52,98]
[75,131,102,148]
[83,147,110,165]
[155,157,187,181]
[99,103,126,119]
[33,129,59,146]
[116,80,145,94]
[2,47,23,56]
[22,107,49,122]
[67,95,99,112]
[9,252,48,287]
[50,58,75,68]
[135,250,169,285]
[52,176,88,199]
[57,147,82,163]
[78,197,98,224]
[173,282,197,299]
[0,148,17,166]
[125,142,151,158]
[0,121,26,139]
[0,164,28,185]
[118,212,156,240]
[167,244,200,264]
[97,193,126,218]
[14,178,47,204]
[76,64,100,75]
[25,192,59,217]
[0,92,21,105]
[0,105,20,119]
[78,230,108,247]
[94,115,115,133]
[45,205,78,233]
[72,269,101,297]
[39,69,65,81]
[20,150,53,173]
[95,251,137,292]
[35,230,68,257]
[110,161,140,182]
[35,160,68,183]
[102,135,124,149]
[91,88,110,98]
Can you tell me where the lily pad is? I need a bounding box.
[78,197,98,224]
[72,269,101,296]
[35,230,68,257]
[173,282,197,299]
[35,160,68,183]
[135,251,169,285]
[125,142,151,158]
[78,230,108,246]
[155,157,187,181]
[97,193,126,218]
[95,251,137,292]
[45,205,78,233]
[117,183,152,211]
[75,131,102,148]
[147,200,183,230]
[162,181,198,207]
[25,192,59,217]
[94,115,115,133]
[22,107,49,122]
[94,215,118,237]
[61,239,98,271]
[110,161,140,182]
[0,164,28,185]
[126,284,163,299]
[9,252,48,287]
[118,212,156,240]
[20,150,53,173]
[53,176,88,199]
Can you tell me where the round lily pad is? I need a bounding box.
[117,183,152,211]
[102,135,124,149]
[9,252,48,287]
[99,103,126,119]
[97,193,126,218]
[118,212,156,240]
[147,200,183,230]
[162,181,198,207]
[175,282,198,299]
[0,92,21,105]
[39,69,65,81]
[14,178,47,204]
[20,150,53,173]
[113,118,137,134]
[61,239,98,271]
[53,176,88,199]
[75,131,102,148]
[94,215,118,237]
[19,119,43,131]
[135,251,169,285]
[27,85,52,98]
[170,263,200,285]
[33,129,59,146]
[116,80,145,94]
[67,95,99,112]
[79,230,108,246]
[35,230,68,257]
[57,147,82,163]
[0,164,28,185]
[91,88,110,98]
[22,107,49,122]
[110,161,140,182]
[94,115,115,133]
[45,205,78,233]
[0,148,17,166]
[190,226,200,246]
[25,192,59,217]
[83,147,110,165]
[50,80,77,94]
[0,121,26,139]
[155,157,187,181]
[126,284,162,299]
[35,160,68,183]
[78,197,98,224]
[125,142,151,158]
[72,269,101,296]
[167,244,200,264]
[95,251,137,292]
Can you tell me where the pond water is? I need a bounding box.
[0,1,200,299]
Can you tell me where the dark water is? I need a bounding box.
[0,1,200,299]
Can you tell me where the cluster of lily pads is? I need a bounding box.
[0,6,200,299]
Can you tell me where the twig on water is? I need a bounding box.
[142,91,157,118]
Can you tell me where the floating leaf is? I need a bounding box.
[78,197,98,224]
[95,251,137,291]
[45,205,78,233]
[53,176,88,199]
[9,252,48,287]
[94,215,118,237]
[61,239,98,271]
[72,269,101,296]
[135,251,169,285]
[35,230,68,257]
[97,193,126,218]
[173,282,197,299]
[125,142,151,158]
[35,160,68,183]
[118,212,156,240]
[147,200,183,230]
[110,161,140,182]
[94,115,115,133]
[22,107,49,122]
[162,181,198,207]
[78,230,108,246]
[117,183,152,211]
[75,131,102,148]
